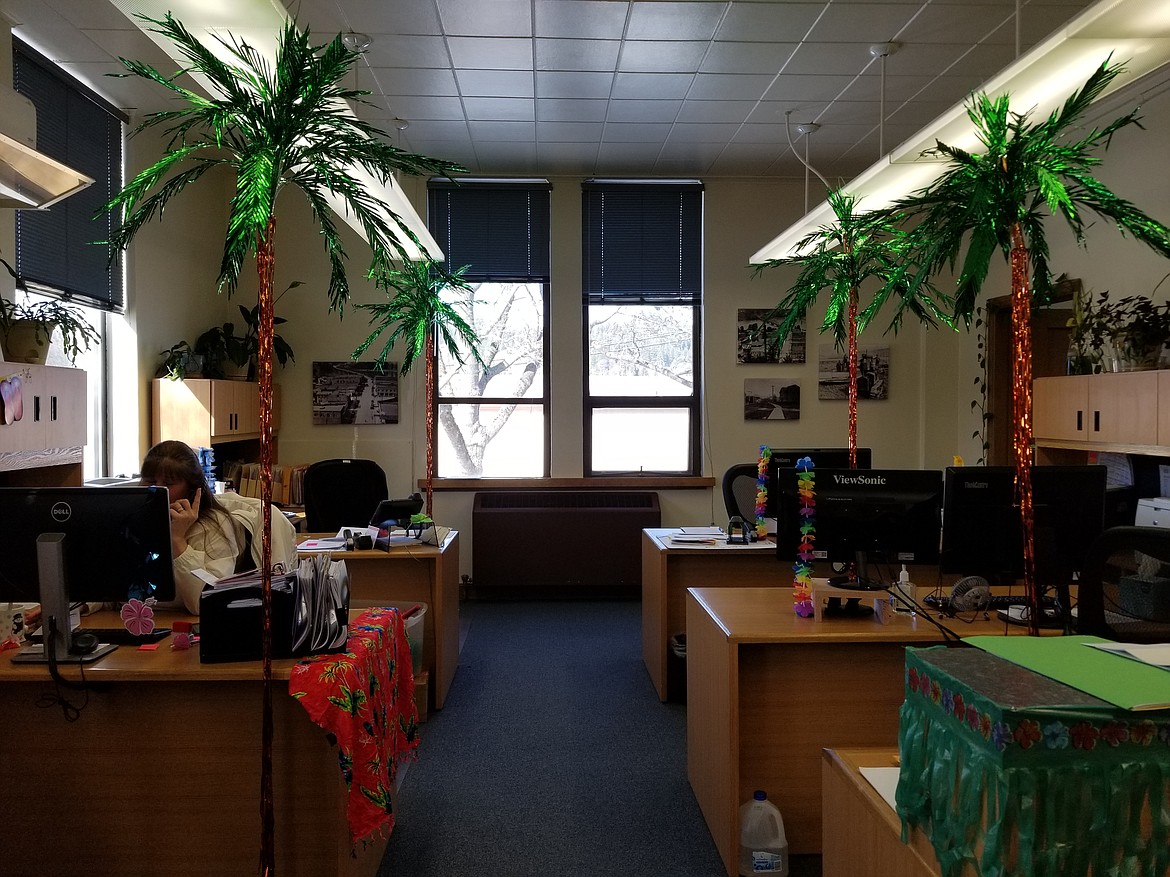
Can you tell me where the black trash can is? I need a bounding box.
[668,632,687,703]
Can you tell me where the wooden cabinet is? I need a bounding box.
[0,364,86,485]
[151,378,280,449]
[1034,371,1160,451]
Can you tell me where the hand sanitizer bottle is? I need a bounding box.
[894,565,915,613]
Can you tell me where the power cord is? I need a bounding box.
[36,615,89,721]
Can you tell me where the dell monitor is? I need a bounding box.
[0,486,175,661]
[940,465,1107,595]
[771,448,871,555]
[804,468,943,587]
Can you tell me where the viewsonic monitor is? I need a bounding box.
[804,468,943,586]
[0,486,175,660]
[771,448,871,557]
[940,465,1107,590]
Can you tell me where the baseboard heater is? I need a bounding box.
[472,491,660,598]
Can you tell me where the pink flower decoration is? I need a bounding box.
[120,599,155,636]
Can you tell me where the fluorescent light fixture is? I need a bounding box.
[750,0,1170,264]
[106,0,442,262]
[0,129,93,209]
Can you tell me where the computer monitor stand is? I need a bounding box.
[11,533,115,665]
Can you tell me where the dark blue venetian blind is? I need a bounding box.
[427,180,551,281]
[581,181,704,304]
[13,40,124,311]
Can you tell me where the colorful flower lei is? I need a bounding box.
[754,445,771,540]
[792,456,816,616]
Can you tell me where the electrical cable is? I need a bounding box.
[37,615,89,721]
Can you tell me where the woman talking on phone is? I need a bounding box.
[139,440,297,614]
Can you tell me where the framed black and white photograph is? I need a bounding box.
[744,378,800,421]
[817,344,890,401]
[736,308,806,364]
[312,361,399,425]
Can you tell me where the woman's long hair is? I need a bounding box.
[140,440,224,522]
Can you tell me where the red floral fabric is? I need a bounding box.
[289,607,419,844]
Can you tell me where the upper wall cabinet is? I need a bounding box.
[0,364,87,485]
[151,378,281,449]
[1034,372,1161,450]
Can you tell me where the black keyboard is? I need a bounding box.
[79,627,171,645]
[923,594,1058,612]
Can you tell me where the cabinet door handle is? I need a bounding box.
[33,395,41,423]
[1076,410,1083,432]
[1093,410,1100,433]
[51,395,57,422]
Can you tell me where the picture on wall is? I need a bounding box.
[744,378,800,421]
[737,308,806,364]
[312,361,399,425]
[817,344,890,401]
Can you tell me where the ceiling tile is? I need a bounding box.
[463,97,535,121]
[455,69,535,98]
[783,42,876,76]
[334,0,443,34]
[611,72,694,100]
[435,0,533,38]
[617,40,710,73]
[537,98,610,122]
[361,34,449,68]
[535,0,630,39]
[384,95,467,121]
[535,122,607,142]
[467,119,538,140]
[364,66,459,96]
[701,41,799,75]
[715,3,827,42]
[804,4,927,44]
[626,2,726,40]
[688,73,778,100]
[602,122,674,142]
[535,38,622,72]
[677,100,757,123]
[607,98,683,123]
[536,70,616,99]
[447,36,533,70]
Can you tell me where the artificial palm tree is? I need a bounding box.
[104,14,463,872]
[353,260,483,516]
[895,57,1170,633]
[754,189,951,465]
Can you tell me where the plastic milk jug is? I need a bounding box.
[739,790,788,875]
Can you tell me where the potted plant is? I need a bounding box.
[0,296,100,364]
[156,340,203,380]
[195,282,300,380]
[1069,285,1170,373]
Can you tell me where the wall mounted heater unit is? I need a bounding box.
[472,491,660,598]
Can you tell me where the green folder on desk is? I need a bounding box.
[965,634,1170,711]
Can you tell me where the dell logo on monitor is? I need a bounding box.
[50,502,73,523]
[831,473,887,486]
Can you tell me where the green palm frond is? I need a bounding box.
[102,12,466,307]
[353,261,484,375]
[752,189,953,351]
[897,57,1170,323]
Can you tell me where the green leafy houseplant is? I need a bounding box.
[194,282,301,380]
[103,15,464,867]
[0,296,100,364]
[1069,282,1170,373]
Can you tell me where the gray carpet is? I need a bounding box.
[377,600,729,875]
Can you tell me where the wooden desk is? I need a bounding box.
[641,528,782,700]
[299,529,460,710]
[0,612,391,877]
[685,587,1015,875]
[821,748,940,877]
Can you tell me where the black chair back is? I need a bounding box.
[1077,525,1170,643]
[721,463,759,523]
[303,458,389,533]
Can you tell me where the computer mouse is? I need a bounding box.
[71,632,99,655]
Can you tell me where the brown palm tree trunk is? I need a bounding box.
[848,284,859,468]
[256,215,277,874]
[1008,221,1039,636]
[424,328,435,518]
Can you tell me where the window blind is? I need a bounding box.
[13,40,124,311]
[582,181,704,304]
[428,180,551,281]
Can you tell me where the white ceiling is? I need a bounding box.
[5,0,1097,183]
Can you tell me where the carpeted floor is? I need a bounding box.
[378,599,822,876]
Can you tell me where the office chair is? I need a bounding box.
[302,458,389,533]
[721,463,759,524]
[1076,525,1170,643]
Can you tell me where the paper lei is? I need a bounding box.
[792,456,816,616]
[754,445,771,539]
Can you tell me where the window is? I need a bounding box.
[429,180,551,477]
[13,40,125,478]
[582,181,703,475]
